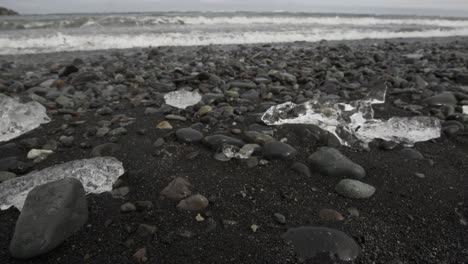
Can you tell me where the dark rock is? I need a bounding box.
[71,72,100,85]
[160,177,192,200]
[291,162,312,177]
[243,131,275,145]
[308,147,365,179]
[0,7,19,16]
[274,213,286,224]
[423,92,457,106]
[59,65,79,77]
[281,226,360,262]
[399,148,424,159]
[204,135,244,149]
[9,178,88,259]
[263,141,297,160]
[91,143,121,157]
[176,128,204,143]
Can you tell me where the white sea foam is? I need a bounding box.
[1,27,468,55]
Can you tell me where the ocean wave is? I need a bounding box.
[1,27,468,55]
[1,15,468,30]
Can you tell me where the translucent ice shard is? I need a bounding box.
[0,157,125,211]
[261,81,441,148]
[222,144,256,160]
[0,93,51,142]
[164,90,202,109]
[463,106,468,114]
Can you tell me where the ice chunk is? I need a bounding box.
[463,105,468,114]
[222,144,256,160]
[0,93,51,142]
[261,81,441,148]
[0,157,124,211]
[164,90,202,109]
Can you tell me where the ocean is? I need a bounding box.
[1,12,468,55]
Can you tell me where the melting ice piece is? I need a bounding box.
[0,157,124,211]
[164,90,202,109]
[261,81,441,148]
[222,144,255,160]
[0,93,51,142]
[463,106,468,114]
[282,226,361,262]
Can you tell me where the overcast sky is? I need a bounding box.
[2,0,468,16]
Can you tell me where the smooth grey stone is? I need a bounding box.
[120,202,136,213]
[243,131,275,145]
[282,226,360,262]
[176,128,204,143]
[109,127,127,136]
[263,141,297,160]
[177,194,209,211]
[91,143,121,157]
[59,136,74,147]
[71,71,100,85]
[274,213,286,224]
[291,162,312,177]
[204,135,244,149]
[423,92,457,105]
[308,147,365,179]
[240,89,260,100]
[9,178,88,259]
[335,179,375,199]
[229,81,257,89]
[399,148,424,159]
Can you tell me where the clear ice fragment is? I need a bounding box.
[164,90,202,109]
[222,144,255,160]
[261,81,441,148]
[0,93,51,142]
[463,106,468,114]
[0,157,125,211]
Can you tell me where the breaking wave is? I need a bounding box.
[1,27,468,55]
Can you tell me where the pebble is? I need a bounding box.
[120,202,137,213]
[196,105,212,117]
[423,92,457,105]
[132,248,148,263]
[308,147,366,179]
[176,128,204,143]
[96,127,110,137]
[399,148,424,159]
[250,224,259,232]
[243,130,275,145]
[263,141,297,160]
[109,127,127,136]
[347,207,360,217]
[136,224,157,238]
[165,114,187,121]
[335,179,376,199]
[414,172,425,178]
[59,136,74,147]
[135,201,154,211]
[177,194,209,211]
[156,121,173,129]
[91,143,121,157]
[274,213,286,224]
[291,162,312,177]
[319,209,345,221]
[26,149,53,160]
[160,177,192,200]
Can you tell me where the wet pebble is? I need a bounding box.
[177,194,209,211]
[308,147,365,179]
[335,179,376,199]
[120,202,137,213]
[263,141,297,160]
[176,128,204,143]
[319,209,345,221]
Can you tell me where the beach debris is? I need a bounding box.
[0,157,125,211]
[164,90,202,109]
[0,93,51,143]
[221,144,258,160]
[261,81,441,149]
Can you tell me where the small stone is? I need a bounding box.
[291,162,311,177]
[91,143,121,157]
[177,194,209,211]
[26,149,53,160]
[347,207,360,217]
[153,138,165,148]
[59,136,74,147]
[165,114,187,121]
[195,213,205,222]
[132,248,147,263]
[263,141,297,160]
[250,224,259,232]
[112,186,129,198]
[96,127,110,137]
[136,224,157,238]
[319,209,345,221]
[160,177,192,200]
[335,179,376,199]
[156,121,173,129]
[308,147,365,179]
[423,92,457,105]
[109,127,127,136]
[176,128,204,143]
[231,128,242,135]
[135,201,153,211]
[196,105,212,117]
[414,172,425,178]
[243,131,275,145]
[120,202,137,213]
[399,148,424,160]
[274,213,286,224]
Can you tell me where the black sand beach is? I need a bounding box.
[0,37,467,264]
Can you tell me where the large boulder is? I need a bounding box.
[9,178,88,259]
